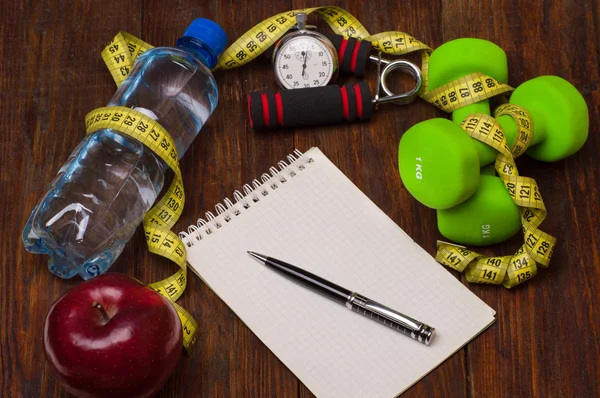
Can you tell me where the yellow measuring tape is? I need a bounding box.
[88,33,199,353]
[101,32,154,87]
[436,106,556,288]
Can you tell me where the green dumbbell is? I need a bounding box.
[494,75,589,162]
[428,38,509,168]
[399,75,589,209]
[428,38,588,163]
[398,118,479,209]
[436,160,522,246]
[455,75,589,244]
[398,75,588,245]
[398,117,523,245]
[400,77,588,210]
[436,174,521,246]
[398,118,523,245]
[399,38,588,245]
[398,38,510,210]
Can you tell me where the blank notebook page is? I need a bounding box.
[182,147,495,398]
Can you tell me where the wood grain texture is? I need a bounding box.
[1,0,598,397]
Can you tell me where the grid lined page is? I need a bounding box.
[183,147,496,398]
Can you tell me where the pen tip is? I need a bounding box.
[247,251,268,264]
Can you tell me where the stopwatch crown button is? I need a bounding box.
[296,12,307,30]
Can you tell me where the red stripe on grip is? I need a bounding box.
[350,42,361,73]
[261,93,270,126]
[275,92,283,126]
[340,86,349,120]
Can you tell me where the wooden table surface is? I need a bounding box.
[2,1,599,397]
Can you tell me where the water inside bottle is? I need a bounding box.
[23,47,218,279]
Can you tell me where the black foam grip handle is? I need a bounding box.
[327,33,343,52]
[247,81,374,130]
[325,34,372,78]
[340,37,358,75]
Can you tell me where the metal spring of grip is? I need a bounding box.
[372,52,423,108]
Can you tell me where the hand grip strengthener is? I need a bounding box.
[248,35,423,131]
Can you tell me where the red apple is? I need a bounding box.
[43,272,183,398]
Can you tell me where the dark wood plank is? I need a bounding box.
[441,1,600,397]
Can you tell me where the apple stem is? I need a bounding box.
[92,302,109,322]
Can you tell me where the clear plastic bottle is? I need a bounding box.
[22,19,228,280]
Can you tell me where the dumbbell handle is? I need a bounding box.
[248,82,374,131]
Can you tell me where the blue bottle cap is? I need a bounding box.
[181,18,228,60]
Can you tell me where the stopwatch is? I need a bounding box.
[272,12,339,89]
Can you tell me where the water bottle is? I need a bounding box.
[22,19,228,280]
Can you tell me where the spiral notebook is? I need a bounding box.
[180,147,496,398]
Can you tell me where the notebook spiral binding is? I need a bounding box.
[179,149,314,247]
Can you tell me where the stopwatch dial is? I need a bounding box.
[295,50,312,62]
[275,36,335,89]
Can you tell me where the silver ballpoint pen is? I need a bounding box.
[248,251,435,346]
